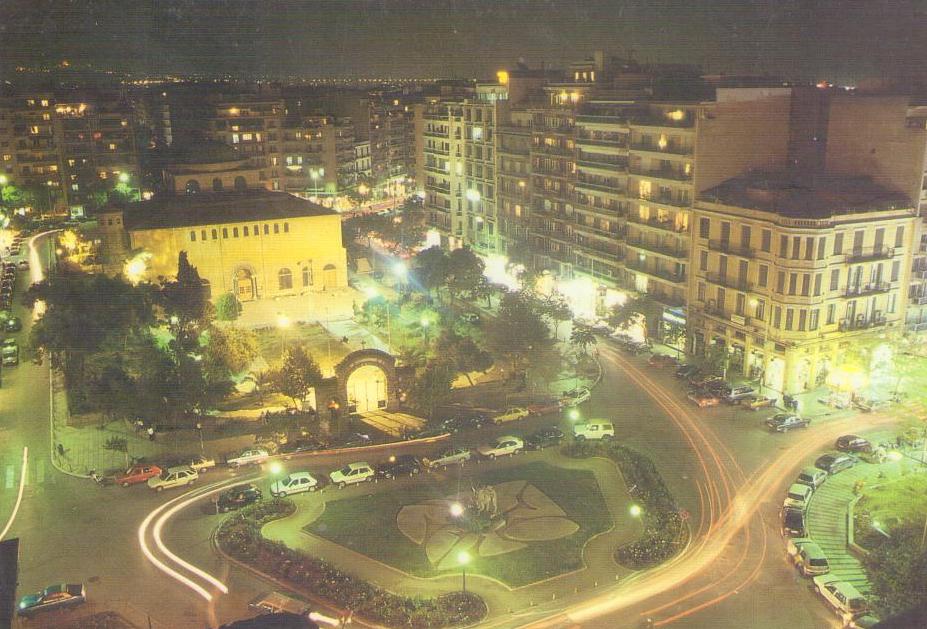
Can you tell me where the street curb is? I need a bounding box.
[288,431,451,459]
[47,363,91,479]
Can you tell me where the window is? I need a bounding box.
[189,231,196,242]
[283,223,289,233]
[697,282,706,302]
[254,224,259,235]
[809,309,819,331]
[791,236,801,259]
[805,237,814,260]
[234,176,247,191]
[222,228,228,238]
[798,310,807,331]
[699,250,708,271]
[776,271,785,293]
[888,293,897,314]
[830,269,839,291]
[212,178,223,192]
[720,221,731,244]
[211,229,218,240]
[833,233,843,255]
[895,225,905,248]
[813,273,822,296]
[233,227,239,237]
[755,299,766,321]
[201,230,206,241]
[735,293,745,316]
[699,217,710,239]
[801,274,810,296]
[891,260,900,282]
[788,273,797,295]
[243,226,249,237]
[826,303,836,325]
[779,235,788,258]
[302,265,312,287]
[278,268,293,290]
[758,264,768,287]
[264,224,269,235]
[741,225,751,249]
[785,308,794,330]
[716,287,726,310]
[773,306,782,328]
[185,180,200,194]
[874,227,885,250]
[761,229,771,252]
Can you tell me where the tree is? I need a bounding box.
[24,272,156,384]
[409,359,455,418]
[570,327,597,356]
[472,277,496,308]
[437,330,493,385]
[413,246,449,297]
[215,292,242,321]
[104,436,130,468]
[271,345,323,407]
[203,325,258,382]
[486,292,551,370]
[545,297,573,340]
[697,342,729,377]
[160,251,214,351]
[608,294,664,339]
[865,525,927,617]
[445,247,485,303]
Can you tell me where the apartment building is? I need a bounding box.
[496,104,533,262]
[690,171,916,394]
[420,97,464,247]
[206,93,284,191]
[280,115,357,197]
[0,91,140,213]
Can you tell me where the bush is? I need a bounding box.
[864,524,927,618]
[217,499,487,628]
[562,441,687,569]
[215,292,242,322]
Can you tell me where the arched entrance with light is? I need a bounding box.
[234,266,256,301]
[346,364,388,413]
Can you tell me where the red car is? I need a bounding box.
[115,464,162,487]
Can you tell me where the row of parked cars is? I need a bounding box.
[780,435,878,628]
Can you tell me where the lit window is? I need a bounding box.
[242,133,253,141]
[42,113,50,121]
[2,155,10,161]
[232,134,240,144]
[40,100,49,107]
[29,126,39,134]
[472,127,483,141]
[109,143,116,151]
[121,120,127,127]
[67,159,75,166]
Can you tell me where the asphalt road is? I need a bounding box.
[0,236,900,628]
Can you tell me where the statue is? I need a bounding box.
[471,484,498,517]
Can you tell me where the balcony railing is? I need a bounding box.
[626,238,687,259]
[706,272,753,291]
[574,178,623,194]
[842,282,891,297]
[839,316,888,332]
[708,240,755,258]
[574,135,628,148]
[650,292,687,308]
[630,166,692,182]
[629,142,692,156]
[638,193,691,208]
[626,260,687,284]
[845,247,895,263]
[626,214,688,234]
[532,143,574,157]
[575,114,629,125]
[576,157,627,171]
[632,114,695,129]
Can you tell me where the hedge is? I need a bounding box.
[217,499,487,628]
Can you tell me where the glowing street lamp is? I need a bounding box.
[269,461,283,476]
[629,504,643,518]
[118,172,130,184]
[276,313,291,329]
[392,261,408,279]
[449,502,464,517]
[457,550,471,593]
[568,408,581,422]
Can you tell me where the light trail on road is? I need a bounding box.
[0,447,28,541]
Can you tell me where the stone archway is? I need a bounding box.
[334,349,398,413]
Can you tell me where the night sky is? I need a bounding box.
[1,0,925,83]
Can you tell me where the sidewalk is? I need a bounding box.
[237,287,361,329]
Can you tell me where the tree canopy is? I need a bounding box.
[271,345,324,407]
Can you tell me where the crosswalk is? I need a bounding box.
[0,457,52,493]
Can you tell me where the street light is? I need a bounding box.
[449,502,464,518]
[269,461,284,476]
[457,550,471,593]
[568,408,580,422]
[629,504,643,518]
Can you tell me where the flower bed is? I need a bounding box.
[216,499,487,628]
[562,441,686,569]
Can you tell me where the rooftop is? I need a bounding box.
[116,191,336,231]
[699,171,912,218]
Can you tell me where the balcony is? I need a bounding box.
[626,214,688,234]
[424,164,448,175]
[650,292,687,308]
[706,272,753,291]
[632,114,695,129]
[707,240,755,258]
[626,259,687,285]
[532,143,574,157]
[575,114,629,126]
[423,129,449,139]
[426,145,450,156]
[630,142,692,156]
[630,166,692,182]
[498,144,529,157]
[575,135,628,149]
[638,193,690,208]
[576,156,627,172]
[839,316,888,332]
[626,238,687,259]
[532,164,572,177]
[533,122,574,134]
[842,282,891,298]
[574,221,623,240]
[574,178,623,195]
[845,247,895,263]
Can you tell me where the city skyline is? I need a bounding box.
[2,0,926,84]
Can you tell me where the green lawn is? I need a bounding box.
[857,474,927,531]
[305,461,612,587]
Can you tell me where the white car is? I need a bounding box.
[560,387,591,407]
[270,472,319,497]
[329,462,375,488]
[783,483,814,510]
[493,407,530,424]
[189,455,216,473]
[572,421,615,441]
[147,466,198,491]
[813,575,869,617]
[477,436,524,459]
[227,448,270,468]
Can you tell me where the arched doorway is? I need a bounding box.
[235,267,256,301]
[234,175,247,191]
[323,263,338,289]
[346,364,388,413]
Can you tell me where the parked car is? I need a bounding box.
[147,466,198,491]
[376,455,422,479]
[423,447,471,469]
[675,364,699,379]
[460,312,481,324]
[226,448,270,468]
[2,351,19,366]
[560,387,591,406]
[741,395,777,410]
[783,483,814,511]
[477,435,525,459]
[492,407,530,424]
[526,398,562,416]
[115,464,162,487]
[525,426,565,450]
[812,575,869,617]
[270,472,318,497]
[441,413,489,433]
[815,453,857,475]
[725,385,757,403]
[690,374,723,388]
[279,438,328,458]
[248,591,312,616]
[188,454,216,473]
[688,389,721,407]
[785,536,814,562]
[766,413,810,432]
[796,541,830,576]
[846,614,881,628]
[17,583,86,617]
[4,316,21,333]
[329,462,375,488]
[329,432,372,449]
[572,421,615,441]
[648,354,679,368]
[835,435,872,453]
[217,484,263,511]
[796,467,828,490]
[781,506,806,537]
